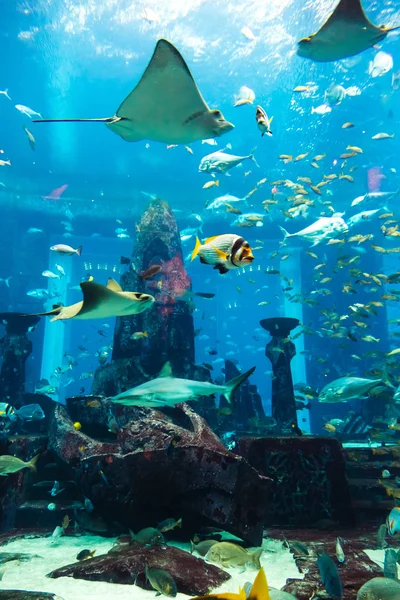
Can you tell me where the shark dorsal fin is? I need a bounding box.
[106,278,123,292]
[159,362,173,378]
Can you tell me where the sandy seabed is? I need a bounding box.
[0,535,303,600]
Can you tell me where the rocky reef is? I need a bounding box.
[49,398,271,545]
[92,198,210,398]
[48,543,230,594]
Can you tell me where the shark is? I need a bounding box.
[28,279,154,321]
[111,362,256,408]
[297,0,400,62]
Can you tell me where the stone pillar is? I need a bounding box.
[261,317,299,433]
[0,313,39,407]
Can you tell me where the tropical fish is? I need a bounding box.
[387,507,400,535]
[372,133,394,140]
[384,549,398,580]
[76,549,96,561]
[369,51,393,78]
[129,527,165,546]
[205,541,262,569]
[111,362,255,408]
[23,126,35,150]
[190,539,218,556]
[199,148,258,174]
[317,552,342,599]
[138,265,162,280]
[145,565,177,597]
[191,234,254,275]
[336,538,345,563]
[157,517,182,532]
[319,377,383,403]
[357,577,400,599]
[50,244,82,256]
[0,453,39,476]
[255,105,273,137]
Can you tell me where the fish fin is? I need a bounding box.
[199,256,208,264]
[215,264,229,275]
[268,115,274,125]
[210,245,230,260]
[190,540,195,554]
[25,306,64,319]
[205,235,221,244]
[251,548,263,570]
[106,278,123,292]
[191,237,202,261]
[159,362,173,378]
[223,366,256,405]
[215,180,219,186]
[28,453,40,473]
[278,225,290,240]
[76,246,83,256]
[177,517,182,528]
[247,567,270,600]
[249,147,259,168]
[155,593,161,597]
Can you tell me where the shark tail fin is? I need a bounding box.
[249,147,260,168]
[278,225,290,241]
[224,366,256,405]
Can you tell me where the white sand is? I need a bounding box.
[0,535,302,600]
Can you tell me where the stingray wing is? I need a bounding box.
[107,39,210,143]
[299,0,388,61]
[76,281,132,319]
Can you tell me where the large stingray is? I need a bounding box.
[297,0,400,62]
[33,39,234,144]
[28,279,155,322]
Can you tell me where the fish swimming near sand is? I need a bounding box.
[111,362,256,408]
[317,552,342,599]
[189,567,270,600]
[129,527,165,546]
[199,147,258,174]
[297,0,400,62]
[26,279,154,322]
[0,453,39,476]
[145,565,177,597]
[357,577,400,599]
[205,541,262,569]
[33,40,233,144]
[190,539,218,557]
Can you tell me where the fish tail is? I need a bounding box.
[250,548,263,570]
[5,277,11,288]
[143,331,149,337]
[90,550,96,558]
[28,453,40,472]
[215,180,219,187]
[190,540,195,554]
[177,517,182,528]
[76,246,83,257]
[191,237,202,261]
[278,225,289,240]
[248,566,268,600]
[249,147,260,168]
[223,366,256,405]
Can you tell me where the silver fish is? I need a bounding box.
[199,147,258,174]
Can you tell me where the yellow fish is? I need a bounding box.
[189,568,271,600]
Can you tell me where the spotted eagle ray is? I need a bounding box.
[111,361,256,408]
[297,0,400,62]
[33,39,234,144]
[28,279,154,321]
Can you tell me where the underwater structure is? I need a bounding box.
[261,317,299,432]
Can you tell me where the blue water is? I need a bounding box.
[1,0,400,437]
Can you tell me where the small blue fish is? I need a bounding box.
[50,481,65,497]
[317,552,342,599]
[84,496,94,512]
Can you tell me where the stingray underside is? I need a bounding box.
[299,0,391,61]
[107,39,210,143]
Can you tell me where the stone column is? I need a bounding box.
[260,317,299,433]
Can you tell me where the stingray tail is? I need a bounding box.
[249,147,260,168]
[32,117,118,124]
[23,305,64,318]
